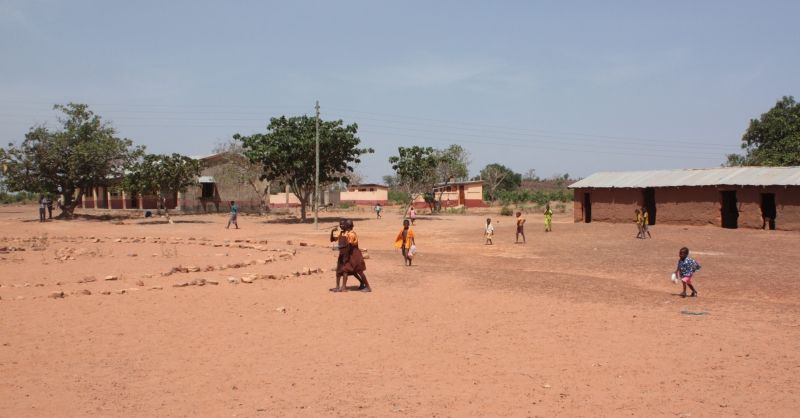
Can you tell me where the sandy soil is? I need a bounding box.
[1,205,799,417]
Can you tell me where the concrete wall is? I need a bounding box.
[340,187,388,205]
[572,185,800,230]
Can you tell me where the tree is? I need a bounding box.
[235,115,373,221]
[388,146,441,214]
[478,163,521,203]
[523,168,540,182]
[0,103,144,218]
[432,144,470,210]
[124,153,201,223]
[212,140,273,214]
[726,96,800,166]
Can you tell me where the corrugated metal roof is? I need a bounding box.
[569,166,800,188]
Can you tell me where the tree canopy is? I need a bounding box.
[124,153,201,222]
[212,140,272,213]
[477,163,521,202]
[0,103,143,217]
[235,115,373,221]
[727,96,800,166]
[388,146,440,210]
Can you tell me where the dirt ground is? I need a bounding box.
[1,204,799,417]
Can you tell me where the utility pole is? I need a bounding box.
[314,100,320,229]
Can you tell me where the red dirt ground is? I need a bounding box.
[1,205,798,417]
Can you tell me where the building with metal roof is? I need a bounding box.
[569,167,800,230]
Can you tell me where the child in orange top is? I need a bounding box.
[394,219,416,266]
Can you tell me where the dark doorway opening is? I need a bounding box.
[583,193,592,223]
[721,191,739,229]
[761,193,776,230]
[642,187,656,225]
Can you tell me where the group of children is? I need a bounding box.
[333,203,702,298]
[484,204,553,245]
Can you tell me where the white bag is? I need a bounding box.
[671,273,678,284]
[408,244,417,257]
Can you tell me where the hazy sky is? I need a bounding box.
[1,0,798,182]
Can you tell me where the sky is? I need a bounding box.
[1,0,798,182]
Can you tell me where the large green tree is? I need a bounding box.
[123,153,201,223]
[477,163,521,203]
[726,96,800,166]
[235,116,373,221]
[388,146,441,213]
[0,103,144,218]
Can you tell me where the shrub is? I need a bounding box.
[500,205,514,216]
[339,202,352,209]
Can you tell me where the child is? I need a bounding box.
[394,219,416,266]
[515,211,526,243]
[485,218,494,245]
[341,219,371,292]
[634,209,643,239]
[675,247,701,298]
[409,207,417,225]
[226,201,239,229]
[375,203,382,219]
[330,219,365,292]
[641,207,652,238]
[544,204,553,232]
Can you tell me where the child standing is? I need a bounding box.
[515,211,526,243]
[409,207,417,225]
[544,204,553,232]
[484,218,494,245]
[675,247,701,298]
[375,203,382,219]
[226,201,239,229]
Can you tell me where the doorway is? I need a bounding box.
[761,193,776,230]
[721,191,739,229]
[642,188,656,225]
[583,193,592,223]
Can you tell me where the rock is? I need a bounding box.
[227,277,239,284]
[286,240,293,245]
[204,265,215,272]
[299,242,308,247]
[115,289,127,295]
[276,306,287,313]
[302,267,311,275]
[240,276,254,284]
[49,291,66,299]
[186,265,201,272]
[127,253,138,257]
[80,289,92,295]
[151,253,159,257]
[78,276,96,284]
[173,282,190,288]
[114,238,123,243]
[92,238,101,243]
[135,280,145,287]
[100,290,111,295]
[148,286,163,291]
[104,275,118,281]
[205,280,219,286]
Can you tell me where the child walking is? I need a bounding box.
[394,219,416,266]
[641,207,652,238]
[484,218,494,245]
[675,247,701,298]
[544,204,553,232]
[634,209,643,238]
